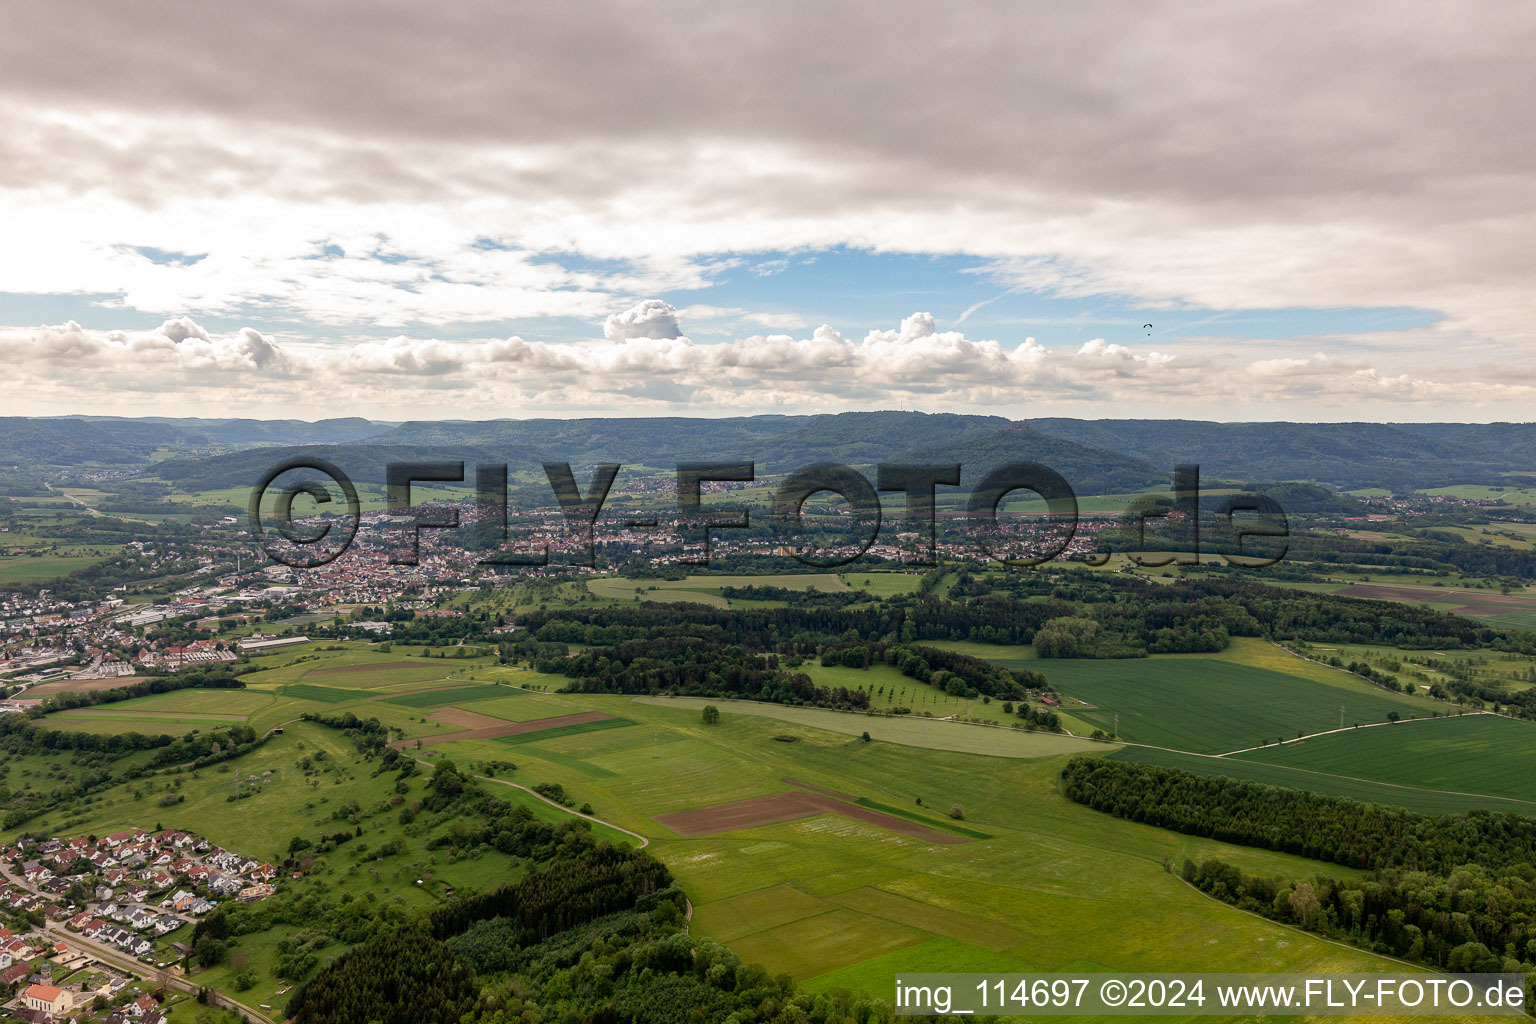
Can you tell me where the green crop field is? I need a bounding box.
[1232,712,1536,802]
[801,661,1029,726]
[451,692,595,722]
[239,647,483,688]
[0,547,123,583]
[380,683,518,707]
[1034,640,1426,753]
[631,695,1103,757]
[412,692,1430,1002]
[276,682,365,704]
[585,571,922,609]
[587,575,730,607]
[924,639,1039,666]
[37,714,252,734]
[1106,745,1536,816]
[99,688,277,716]
[495,715,637,745]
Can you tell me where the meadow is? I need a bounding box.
[380,683,517,707]
[19,639,1522,1017]
[1232,712,1536,802]
[1105,745,1536,816]
[415,692,1446,1009]
[15,651,1501,1019]
[0,546,123,583]
[92,688,276,716]
[1011,638,1426,753]
[585,570,922,608]
[28,646,560,739]
[1300,640,1536,694]
[629,695,1101,757]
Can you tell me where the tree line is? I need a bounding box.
[1061,757,1536,873]
[1064,757,1536,986]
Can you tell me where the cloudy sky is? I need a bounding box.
[2,1,1534,421]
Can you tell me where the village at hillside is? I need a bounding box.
[0,827,278,1024]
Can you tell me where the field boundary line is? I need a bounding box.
[1119,739,1536,813]
[1217,708,1493,756]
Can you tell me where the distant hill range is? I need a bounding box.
[1,412,1533,494]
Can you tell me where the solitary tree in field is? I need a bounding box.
[701,705,720,725]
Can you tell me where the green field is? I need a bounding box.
[802,661,1037,727]
[1107,744,1536,816]
[0,546,123,583]
[381,683,518,707]
[276,682,365,704]
[1232,713,1536,802]
[15,638,1512,1014]
[100,688,276,716]
[240,648,479,688]
[495,715,637,744]
[631,695,1104,757]
[585,571,923,608]
[12,670,1482,1014]
[1033,641,1426,753]
[413,692,1431,1004]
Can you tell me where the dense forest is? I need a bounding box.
[518,572,1516,667]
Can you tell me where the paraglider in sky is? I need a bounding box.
[1143,323,1153,336]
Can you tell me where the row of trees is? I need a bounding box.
[1060,757,1536,873]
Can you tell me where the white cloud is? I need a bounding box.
[4,308,1532,420]
[602,299,683,342]
[0,2,1532,417]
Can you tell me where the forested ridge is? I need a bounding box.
[512,573,1523,726]
[521,572,1513,659]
